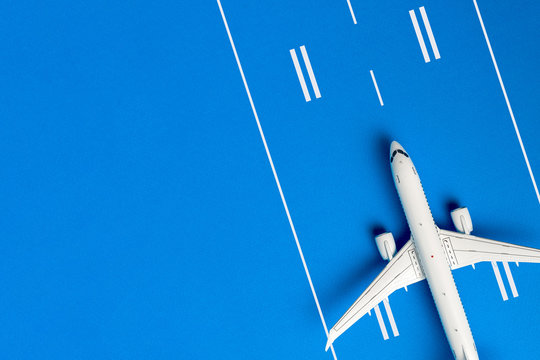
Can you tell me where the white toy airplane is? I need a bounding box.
[325,141,540,360]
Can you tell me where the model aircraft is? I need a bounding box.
[325,141,540,360]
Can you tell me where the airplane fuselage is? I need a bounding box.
[390,142,479,360]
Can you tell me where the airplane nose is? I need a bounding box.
[390,141,403,156]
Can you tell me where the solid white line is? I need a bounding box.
[419,6,440,59]
[217,1,337,358]
[346,0,357,24]
[409,9,430,63]
[491,261,508,301]
[383,298,399,337]
[299,46,321,99]
[374,304,389,340]
[370,70,384,106]
[502,261,519,298]
[473,0,540,205]
[290,48,311,102]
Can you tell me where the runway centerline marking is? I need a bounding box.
[370,70,384,106]
[346,0,357,24]
[473,0,540,205]
[217,1,337,358]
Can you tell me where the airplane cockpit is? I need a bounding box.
[390,149,409,163]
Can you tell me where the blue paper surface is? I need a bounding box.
[0,0,538,359]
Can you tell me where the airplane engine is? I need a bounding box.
[375,232,396,261]
[451,207,473,235]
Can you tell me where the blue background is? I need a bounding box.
[0,0,539,359]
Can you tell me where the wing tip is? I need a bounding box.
[325,329,336,351]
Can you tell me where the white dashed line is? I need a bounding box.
[346,0,357,24]
[370,70,384,106]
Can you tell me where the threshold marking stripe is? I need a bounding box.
[419,6,440,59]
[473,0,540,205]
[409,9,430,63]
[290,48,311,102]
[383,298,399,337]
[300,45,321,99]
[502,261,518,298]
[217,1,337,358]
[491,261,508,301]
[374,304,389,340]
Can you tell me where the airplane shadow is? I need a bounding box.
[316,134,410,316]
[309,135,528,356]
[317,256,382,312]
[439,196,530,239]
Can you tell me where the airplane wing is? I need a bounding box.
[326,239,425,350]
[439,229,540,270]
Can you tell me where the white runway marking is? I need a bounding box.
[290,49,311,102]
[419,6,440,59]
[491,261,508,301]
[300,45,321,99]
[217,1,337,358]
[346,0,357,24]
[502,261,518,298]
[383,298,399,337]
[409,9,430,63]
[290,45,321,102]
[374,304,389,340]
[473,0,540,205]
[370,70,384,106]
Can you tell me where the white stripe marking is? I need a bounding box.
[409,9,430,63]
[473,0,540,205]
[383,298,399,337]
[491,261,508,301]
[419,6,440,59]
[290,49,311,102]
[502,261,518,298]
[374,304,389,340]
[346,0,357,24]
[300,46,321,99]
[217,1,337,358]
[370,70,384,106]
